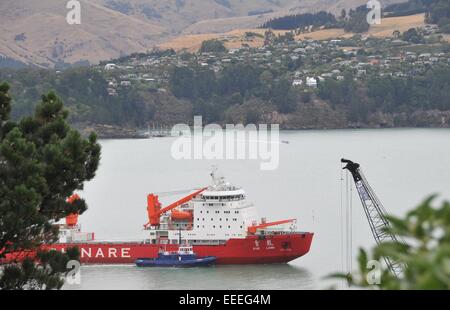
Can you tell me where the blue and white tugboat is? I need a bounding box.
[135,245,216,267]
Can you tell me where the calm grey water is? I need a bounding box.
[65,129,450,290]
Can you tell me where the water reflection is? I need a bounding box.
[66,264,314,290]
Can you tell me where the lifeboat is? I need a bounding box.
[171,209,193,221]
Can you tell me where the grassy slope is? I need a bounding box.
[159,14,427,52]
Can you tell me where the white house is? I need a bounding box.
[104,63,117,70]
[306,77,317,88]
[292,79,303,86]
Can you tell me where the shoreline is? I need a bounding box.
[88,125,450,140]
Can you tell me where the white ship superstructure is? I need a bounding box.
[145,170,296,245]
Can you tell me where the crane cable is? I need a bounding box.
[345,170,349,273]
[349,172,353,273]
[343,168,353,275]
[339,167,344,278]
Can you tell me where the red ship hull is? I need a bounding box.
[45,233,313,264]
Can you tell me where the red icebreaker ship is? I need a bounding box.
[32,171,314,264]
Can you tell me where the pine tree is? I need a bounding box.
[0,83,101,289]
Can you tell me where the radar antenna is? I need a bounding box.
[210,165,225,187]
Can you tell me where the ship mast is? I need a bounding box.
[341,158,404,278]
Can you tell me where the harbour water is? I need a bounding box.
[65,129,450,290]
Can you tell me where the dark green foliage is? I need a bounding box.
[218,64,261,97]
[170,64,260,99]
[199,40,227,53]
[0,248,80,290]
[244,108,260,124]
[384,0,431,17]
[0,66,156,128]
[440,23,450,33]
[319,74,371,122]
[318,75,358,107]
[0,83,11,124]
[344,6,370,33]
[272,79,296,113]
[330,196,450,289]
[261,6,371,34]
[261,11,338,30]
[0,84,101,289]
[170,66,196,99]
[169,63,301,116]
[402,28,425,43]
[274,32,296,44]
[318,67,450,122]
[426,0,450,24]
[193,98,222,123]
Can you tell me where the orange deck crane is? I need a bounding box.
[144,188,207,228]
[65,194,80,227]
[247,219,296,234]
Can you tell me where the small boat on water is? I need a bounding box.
[135,245,216,267]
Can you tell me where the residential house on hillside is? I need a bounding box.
[306,77,317,88]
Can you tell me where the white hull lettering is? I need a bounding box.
[95,248,105,258]
[121,248,131,258]
[81,247,91,258]
[108,248,117,258]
